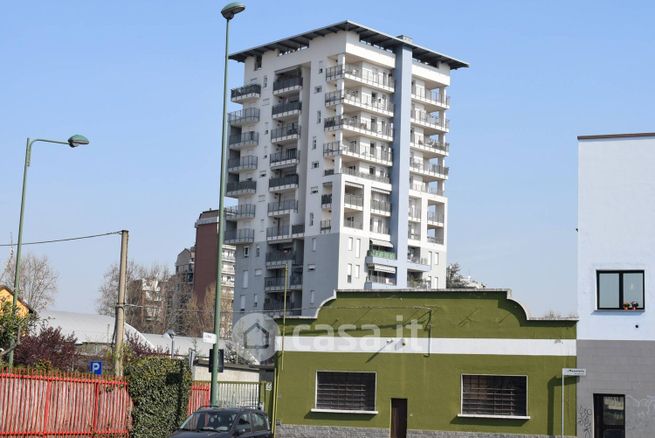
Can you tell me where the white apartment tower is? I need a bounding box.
[225,21,467,316]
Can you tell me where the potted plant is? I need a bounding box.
[631,301,639,310]
[623,302,631,310]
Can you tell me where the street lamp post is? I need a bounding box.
[210,1,246,407]
[7,135,90,369]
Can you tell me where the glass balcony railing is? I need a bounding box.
[367,249,396,260]
[228,131,259,148]
[224,228,254,243]
[228,108,260,125]
[268,199,298,213]
[410,86,450,107]
[324,116,393,138]
[325,64,394,90]
[272,101,302,115]
[226,180,256,194]
[270,149,298,164]
[273,77,303,92]
[224,204,256,218]
[227,155,258,171]
[231,84,261,100]
[269,174,299,189]
[271,123,300,140]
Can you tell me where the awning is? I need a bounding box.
[370,238,393,248]
[370,264,396,274]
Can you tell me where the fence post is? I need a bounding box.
[91,379,100,435]
[41,374,53,436]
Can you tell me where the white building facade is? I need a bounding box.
[226,21,467,317]
[577,132,655,437]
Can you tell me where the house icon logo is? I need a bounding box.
[232,313,279,362]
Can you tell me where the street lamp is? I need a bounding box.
[7,135,90,368]
[211,1,246,407]
[164,329,176,358]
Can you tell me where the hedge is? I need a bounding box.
[125,357,192,438]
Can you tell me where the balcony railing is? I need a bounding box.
[408,255,429,265]
[408,278,431,289]
[325,64,394,90]
[265,274,303,289]
[370,223,390,234]
[367,249,396,260]
[410,183,444,196]
[272,101,302,115]
[224,228,254,243]
[427,235,445,245]
[267,226,290,239]
[226,180,257,194]
[344,193,364,208]
[427,212,445,223]
[270,149,298,165]
[227,155,258,171]
[228,108,260,125]
[409,162,450,177]
[324,116,393,138]
[408,231,421,240]
[320,219,331,232]
[370,199,391,213]
[411,135,449,154]
[291,224,305,235]
[367,274,397,286]
[271,123,300,140]
[321,194,332,206]
[268,199,298,214]
[324,90,393,113]
[408,209,421,220]
[344,219,363,230]
[224,204,256,218]
[342,167,390,184]
[323,141,392,163]
[231,84,261,100]
[411,86,450,107]
[411,111,449,130]
[273,77,303,92]
[265,251,297,264]
[229,131,259,148]
[269,174,299,189]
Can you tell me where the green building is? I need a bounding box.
[272,289,577,438]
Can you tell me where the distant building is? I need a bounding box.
[0,284,33,317]
[576,132,655,436]
[126,278,167,334]
[175,246,195,287]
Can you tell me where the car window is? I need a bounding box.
[236,413,251,433]
[252,413,268,431]
[180,411,236,432]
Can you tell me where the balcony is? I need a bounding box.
[370,222,390,235]
[270,149,299,169]
[344,194,364,210]
[409,162,449,180]
[227,156,258,173]
[370,199,391,216]
[323,141,392,166]
[410,111,449,133]
[324,116,393,141]
[229,131,259,150]
[266,224,305,242]
[320,219,331,233]
[408,254,429,265]
[427,235,445,245]
[411,86,450,110]
[228,108,260,126]
[365,274,397,287]
[344,219,363,230]
[409,183,445,196]
[408,208,421,222]
[325,64,394,92]
[325,90,393,116]
[226,180,256,196]
[271,123,300,144]
[231,84,261,103]
[268,199,298,216]
[341,166,390,184]
[269,174,299,191]
[224,204,256,220]
[367,249,396,260]
[408,231,421,241]
[272,101,302,120]
[224,228,254,244]
[427,212,445,226]
[272,77,303,96]
[265,274,303,291]
[410,135,449,157]
[265,251,298,267]
[321,194,332,208]
[408,278,431,289]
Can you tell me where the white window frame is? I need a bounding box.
[459,373,530,420]
[311,370,378,415]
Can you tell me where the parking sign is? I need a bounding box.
[89,360,102,375]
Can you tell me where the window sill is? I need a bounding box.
[594,309,645,314]
[311,408,378,415]
[458,414,530,420]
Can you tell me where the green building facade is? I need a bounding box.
[272,289,577,438]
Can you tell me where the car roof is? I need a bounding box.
[194,407,265,414]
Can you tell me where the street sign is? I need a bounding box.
[203,332,217,344]
[89,360,102,375]
[563,368,586,377]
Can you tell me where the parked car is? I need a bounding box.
[171,407,272,438]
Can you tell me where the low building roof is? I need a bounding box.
[229,20,469,70]
[40,310,149,345]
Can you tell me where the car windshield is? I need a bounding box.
[180,411,237,432]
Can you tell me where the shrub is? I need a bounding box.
[125,356,191,438]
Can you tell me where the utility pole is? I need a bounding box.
[113,230,129,377]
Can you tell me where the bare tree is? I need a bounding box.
[446,262,486,289]
[184,284,233,338]
[1,252,58,312]
[96,261,139,316]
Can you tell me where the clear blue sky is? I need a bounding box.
[1,0,653,317]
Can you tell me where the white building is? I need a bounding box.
[577,132,655,437]
[225,21,467,316]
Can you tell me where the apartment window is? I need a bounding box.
[254,55,262,70]
[315,372,376,412]
[593,394,624,437]
[312,161,319,169]
[311,186,319,194]
[312,136,317,150]
[256,245,260,257]
[355,239,361,258]
[258,195,265,202]
[461,375,527,417]
[312,238,317,251]
[263,75,268,88]
[597,270,644,310]
[310,290,315,305]
[317,110,322,123]
[239,295,246,311]
[347,264,352,283]
[355,265,360,279]
[242,270,249,288]
[435,252,440,265]
[255,268,262,276]
[348,237,353,251]
[253,293,259,308]
[308,264,316,271]
[314,85,322,93]
[243,246,249,258]
[310,213,314,226]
